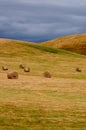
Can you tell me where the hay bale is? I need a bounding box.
[19,64,25,69]
[76,67,81,72]
[2,66,8,71]
[43,71,51,78]
[7,72,18,79]
[24,67,30,72]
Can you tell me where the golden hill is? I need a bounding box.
[0,38,37,57]
[41,34,86,55]
[0,38,34,46]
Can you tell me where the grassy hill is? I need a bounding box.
[41,34,86,55]
[0,38,86,130]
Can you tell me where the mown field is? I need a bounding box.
[0,39,86,130]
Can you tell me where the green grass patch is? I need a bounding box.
[29,44,86,58]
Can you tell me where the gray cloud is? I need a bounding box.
[0,0,86,42]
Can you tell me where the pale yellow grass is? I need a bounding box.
[0,73,86,92]
[0,73,86,112]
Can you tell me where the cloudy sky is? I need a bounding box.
[0,0,86,42]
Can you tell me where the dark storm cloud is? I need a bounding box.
[0,0,86,42]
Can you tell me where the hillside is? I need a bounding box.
[0,38,86,130]
[1,38,85,58]
[41,34,86,55]
[0,38,35,56]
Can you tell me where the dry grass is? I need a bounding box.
[0,73,86,130]
[41,34,86,55]
[0,38,86,129]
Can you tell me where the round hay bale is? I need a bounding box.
[76,67,81,72]
[24,67,30,72]
[43,71,51,78]
[19,64,25,69]
[2,66,8,71]
[7,72,18,79]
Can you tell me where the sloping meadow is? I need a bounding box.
[0,39,86,129]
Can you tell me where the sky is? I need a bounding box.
[0,0,86,42]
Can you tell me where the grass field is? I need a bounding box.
[0,39,86,130]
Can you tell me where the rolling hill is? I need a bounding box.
[41,34,86,55]
[0,38,86,130]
